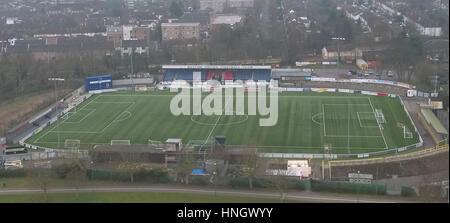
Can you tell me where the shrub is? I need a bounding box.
[52,161,85,179]
[310,180,386,195]
[86,169,130,181]
[134,168,171,183]
[149,168,171,183]
[0,169,26,178]
[230,177,268,189]
[191,176,209,185]
[53,163,72,179]
[296,180,308,191]
[401,186,416,197]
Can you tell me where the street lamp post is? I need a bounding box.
[331,37,346,66]
[213,162,217,198]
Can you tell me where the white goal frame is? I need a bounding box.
[403,126,413,139]
[148,139,163,145]
[110,140,131,146]
[64,139,80,150]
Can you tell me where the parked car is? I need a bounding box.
[387,70,395,77]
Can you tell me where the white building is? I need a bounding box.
[122,25,135,40]
[228,0,254,8]
[200,0,225,13]
[211,14,242,28]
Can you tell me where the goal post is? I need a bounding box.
[64,139,80,150]
[148,139,163,147]
[397,122,413,139]
[61,113,70,120]
[110,140,131,146]
[403,126,413,139]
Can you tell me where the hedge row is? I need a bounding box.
[191,176,210,185]
[310,180,386,195]
[86,168,172,183]
[401,186,416,197]
[230,177,269,189]
[0,169,26,178]
[296,180,308,191]
[134,168,172,183]
[52,162,84,179]
[86,169,130,181]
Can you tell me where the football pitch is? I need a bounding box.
[26,91,420,155]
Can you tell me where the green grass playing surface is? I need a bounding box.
[26,90,420,154]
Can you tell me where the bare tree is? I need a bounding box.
[25,166,51,202]
[240,148,263,190]
[176,151,195,185]
[65,158,88,200]
[268,158,292,203]
[117,151,142,183]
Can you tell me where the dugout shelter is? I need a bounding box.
[162,65,272,83]
[85,75,113,91]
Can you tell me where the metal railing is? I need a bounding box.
[327,144,449,180]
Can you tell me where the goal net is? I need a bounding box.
[64,139,80,150]
[110,140,131,146]
[375,109,385,124]
[403,126,413,139]
[135,85,148,92]
[186,139,213,150]
[148,139,163,147]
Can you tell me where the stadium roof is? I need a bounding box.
[421,109,448,135]
[162,65,272,70]
[271,69,312,78]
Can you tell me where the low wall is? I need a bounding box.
[0,150,89,161]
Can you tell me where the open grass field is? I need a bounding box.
[26,90,420,155]
[0,192,299,203]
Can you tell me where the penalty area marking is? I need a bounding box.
[311,113,323,125]
[112,111,132,123]
[356,112,379,128]
[63,109,96,124]
[190,115,248,126]
[34,99,135,142]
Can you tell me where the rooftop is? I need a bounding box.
[162,65,272,70]
[212,15,242,25]
[161,22,200,27]
[421,109,448,135]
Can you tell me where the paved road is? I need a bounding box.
[0,185,418,203]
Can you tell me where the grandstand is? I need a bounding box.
[162,65,272,83]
